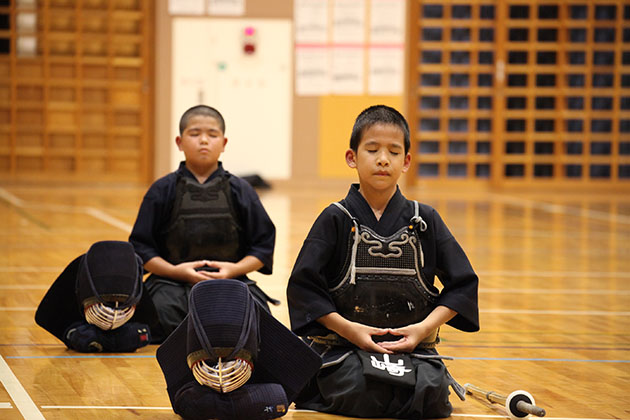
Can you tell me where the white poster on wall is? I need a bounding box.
[207,0,244,15]
[294,0,329,43]
[168,0,205,15]
[172,18,292,179]
[370,0,405,44]
[332,0,365,43]
[331,0,365,94]
[368,0,405,94]
[295,0,330,95]
[368,47,403,94]
[331,47,363,94]
[296,47,330,95]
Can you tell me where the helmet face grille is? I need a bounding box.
[191,357,252,393]
[84,302,136,330]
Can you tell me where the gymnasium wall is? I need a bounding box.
[1,0,154,183]
[406,1,630,190]
[5,1,627,189]
[154,0,406,182]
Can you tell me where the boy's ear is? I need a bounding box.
[401,152,412,173]
[345,149,357,168]
[175,136,183,151]
[222,137,228,150]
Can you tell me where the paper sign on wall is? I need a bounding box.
[332,0,365,43]
[370,0,405,44]
[295,0,329,43]
[294,0,406,96]
[168,0,244,16]
[207,0,244,16]
[169,0,205,15]
[296,47,330,96]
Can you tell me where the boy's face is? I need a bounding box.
[346,123,411,192]
[176,115,227,173]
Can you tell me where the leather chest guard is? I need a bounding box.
[163,175,242,265]
[330,202,440,330]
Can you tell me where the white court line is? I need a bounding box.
[0,187,132,233]
[38,406,626,420]
[0,187,24,206]
[0,307,40,311]
[4,307,630,317]
[477,270,630,278]
[0,355,45,420]
[491,193,630,225]
[481,309,630,316]
[2,267,629,279]
[5,285,626,295]
[41,405,171,410]
[1,402,13,408]
[451,415,627,420]
[0,267,64,273]
[479,288,630,295]
[464,228,630,240]
[83,207,133,232]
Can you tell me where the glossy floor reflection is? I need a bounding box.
[0,182,628,420]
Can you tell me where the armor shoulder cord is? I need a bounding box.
[332,202,360,285]
[410,201,428,232]
[410,201,427,268]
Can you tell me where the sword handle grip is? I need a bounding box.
[516,400,546,417]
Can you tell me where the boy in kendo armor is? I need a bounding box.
[129,105,277,343]
[36,240,158,352]
[287,105,480,418]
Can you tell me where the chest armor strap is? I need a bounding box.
[330,202,440,342]
[163,175,241,264]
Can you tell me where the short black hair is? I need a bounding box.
[349,105,410,154]
[179,105,225,135]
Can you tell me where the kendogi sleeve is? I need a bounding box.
[129,176,174,263]
[230,177,276,275]
[287,206,348,337]
[430,207,480,332]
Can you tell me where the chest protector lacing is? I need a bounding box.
[163,175,241,265]
[328,201,440,346]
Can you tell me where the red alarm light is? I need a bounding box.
[243,26,256,55]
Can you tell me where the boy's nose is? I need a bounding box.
[377,152,389,166]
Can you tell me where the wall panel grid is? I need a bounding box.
[0,0,153,183]
[407,0,630,188]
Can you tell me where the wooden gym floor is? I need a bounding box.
[0,181,628,420]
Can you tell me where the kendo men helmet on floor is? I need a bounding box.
[156,279,322,420]
[36,240,161,352]
[76,240,143,330]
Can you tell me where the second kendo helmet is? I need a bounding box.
[75,240,143,330]
[35,240,162,351]
[156,279,322,420]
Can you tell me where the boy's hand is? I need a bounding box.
[343,322,393,354]
[198,256,264,280]
[377,323,430,353]
[144,257,231,284]
[318,312,391,354]
[377,306,457,353]
[187,255,264,282]
[173,260,215,284]
[196,261,238,280]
